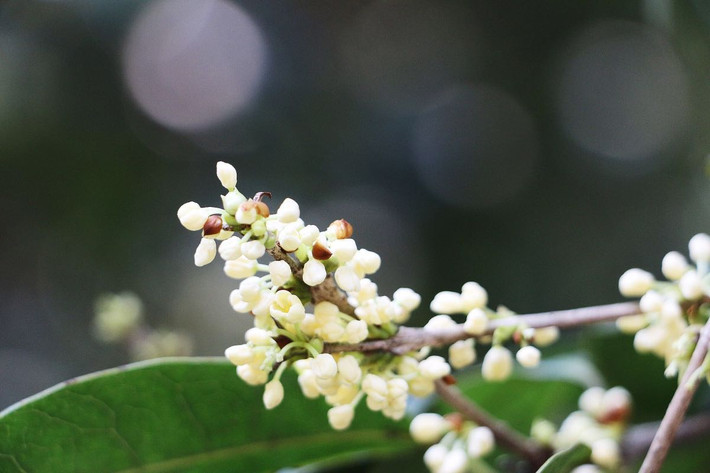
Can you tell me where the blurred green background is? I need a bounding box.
[1,0,709,417]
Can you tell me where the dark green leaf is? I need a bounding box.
[536,443,591,473]
[0,358,413,473]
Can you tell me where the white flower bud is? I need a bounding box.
[464,308,488,335]
[278,226,301,252]
[418,355,451,380]
[662,251,689,280]
[409,376,435,397]
[689,233,710,263]
[311,353,338,379]
[516,346,541,368]
[241,240,265,260]
[299,225,320,247]
[263,379,284,409]
[571,465,602,473]
[353,249,381,275]
[216,161,237,189]
[633,326,665,354]
[335,266,361,292]
[392,287,421,312]
[194,238,216,266]
[579,387,605,417]
[439,447,468,473]
[221,191,246,215]
[533,326,560,347]
[616,314,647,334]
[218,237,242,261]
[297,370,320,398]
[270,290,306,324]
[236,364,268,385]
[461,281,488,310]
[679,270,704,300]
[337,355,362,385]
[177,202,209,231]
[409,413,450,444]
[328,404,355,430]
[362,373,388,396]
[236,203,257,225]
[618,268,655,297]
[228,289,251,313]
[661,299,682,320]
[245,327,274,345]
[224,257,258,279]
[303,259,327,286]
[449,339,476,369]
[224,344,253,365]
[239,277,263,302]
[269,261,291,287]
[430,291,463,314]
[423,444,448,471]
[276,197,300,223]
[481,346,513,381]
[639,290,663,313]
[531,419,557,445]
[424,314,457,330]
[590,438,620,469]
[602,386,631,418]
[346,319,368,343]
[330,239,357,263]
[467,426,495,458]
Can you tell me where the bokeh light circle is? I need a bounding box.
[555,21,689,166]
[122,0,267,131]
[413,84,538,209]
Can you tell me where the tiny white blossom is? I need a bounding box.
[270,290,306,324]
[464,308,488,335]
[221,191,246,215]
[424,314,457,330]
[516,346,541,368]
[481,346,513,381]
[345,319,368,343]
[578,387,605,418]
[533,326,560,347]
[194,238,216,267]
[460,281,488,310]
[236,202,257,225]
[449,339,476,369]
[236,364,268,385]
[276,197,300,223]
[353,249,381,276]
[430,291,463,314]
[299,225,320,247]
[467,426,495,458]
[335,266,361,292]
[224,257,258,279]
[224,344,254,365]
[679,270,704,300]
[423,444,448,471]
[241,240,266,260]
[303,259,327,286]
[661,251,689,280]
[269,261,292,287]
[218,237,242,261]
[602,387,631,418]
[263,379,284,409]
[393,288,421,312]
[439,447,468,473]
[337,355,362,385]
[615,314,647,334]
[590,438,620,469]
[409,413,451,444]
[418,355,451,380]
[571,466,602,473]
[297,371,320,399]
[177,201,209,231]
[689,233,710,263]
[311,353,338,379]
[618,268,655,297]
[278,225,301,252]
[660,299,682,320]
[639,290,664,313]
[239,277,263,302]
[330,239,358,263]
[328,404,355,430]
[245,327,274,345]
[216,161,237,189]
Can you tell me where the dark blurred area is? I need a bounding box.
[1,0,709,408]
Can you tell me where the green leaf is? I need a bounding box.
[536,443,591,473]
[453,377,585,433]
[0,358,413,473]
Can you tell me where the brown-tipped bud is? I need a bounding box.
[444,412,464,432]
[598,406,631,425]
[328,219,353,239]
[512,332,522,345]
[442,374,457,386]
[312,241,333,260]
[254,201,270,218]
[203,215,223,236]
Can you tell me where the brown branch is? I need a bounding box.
[638,319,710,473]
[435,379,551,469]
[623,413,710,460]
[325,302,640,355]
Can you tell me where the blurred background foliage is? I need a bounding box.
[1,0,710,440]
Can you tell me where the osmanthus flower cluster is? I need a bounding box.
[617,233,710,381]
[428,286,560,381]
[531,386,632,472]
[409,412,495,473]
[178,162,453,429]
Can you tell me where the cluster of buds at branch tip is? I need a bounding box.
[617,233,710,382]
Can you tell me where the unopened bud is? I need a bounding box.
[329,219,353,239]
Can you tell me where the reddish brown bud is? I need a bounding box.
[442,374,457,386]
[312,241,333,260]
[328,219,353,239]
[203,215,223,236]
[598,406,631,424]
[512,332,522,344]
[254,201,270,218]
[444,412,464,432]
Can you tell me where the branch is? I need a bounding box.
[325,302,640,355]
[638,318,710,473]
[623,413,710,460]
[434,379,551,468]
